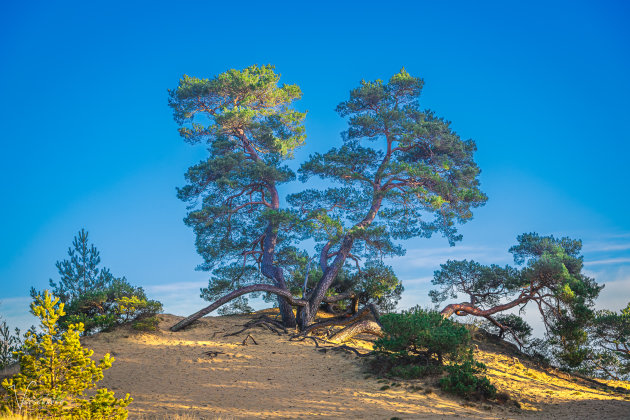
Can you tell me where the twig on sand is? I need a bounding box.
[242,333,258,346]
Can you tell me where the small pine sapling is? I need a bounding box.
[1,291,132,419]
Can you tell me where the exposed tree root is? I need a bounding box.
[328,319,384,343]
[224,315,288,337]
[289,335,335,347]
[301,304,381,336]
[318,345,374,357]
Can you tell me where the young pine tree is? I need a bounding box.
[1,291,132,419]
[31,229,162,334]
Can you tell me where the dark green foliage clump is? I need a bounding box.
[586,303,630,380]
[483,314,532,348]
[371,307,471,379]
[331,261,403,313]
[440,358,497,400]
[371,307,496,400]
[31,229,162,335]
[375,307,471,365]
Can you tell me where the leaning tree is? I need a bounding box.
[431,233,602,366]
[168,65,487,333]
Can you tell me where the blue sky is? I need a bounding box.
[1,0,629,331]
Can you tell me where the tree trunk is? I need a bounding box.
[261,223,296,329]
[170,284,306,332]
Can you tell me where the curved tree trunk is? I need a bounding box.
[170,284,307,332]
[170,286,357,332]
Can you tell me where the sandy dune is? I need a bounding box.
[80,312,630,419]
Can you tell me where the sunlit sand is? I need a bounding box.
[78,311,630,419]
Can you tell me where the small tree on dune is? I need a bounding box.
[431,233,602,367]
[1,291,131,419]
[587,303,630,380]
[168,64,487,333]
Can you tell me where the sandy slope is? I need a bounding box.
[80,312,630,420]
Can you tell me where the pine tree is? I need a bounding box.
[31,229,162,335]
[1,291,132,419]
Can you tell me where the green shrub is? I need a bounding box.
[1,291,132,419]
[389,364,441,379]
[440,357,497,400]
[370,307,471,379]
[375,306,471,364]
[31,229,163,335]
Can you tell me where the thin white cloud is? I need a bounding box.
[584,258,630,266]
[400,276,433,286]
[144,281,207,293]
[395,245,507,269]
[583,242,630,253]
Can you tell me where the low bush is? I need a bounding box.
[375,306,471,365]
[370,307,470,379]
[439,357,497,399]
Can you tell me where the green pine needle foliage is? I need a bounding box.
[375,307,471,365]
[1,291,132,419]
[440,358,497,400]
[31,229,162,335]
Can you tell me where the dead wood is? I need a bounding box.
[242,333,258,346]
[328,319,384,343]
[224,316,287,337]
[301,304,375,336]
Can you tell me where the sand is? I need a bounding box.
[79,312,630,419]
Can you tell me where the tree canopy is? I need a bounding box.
[169,65,487,332]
